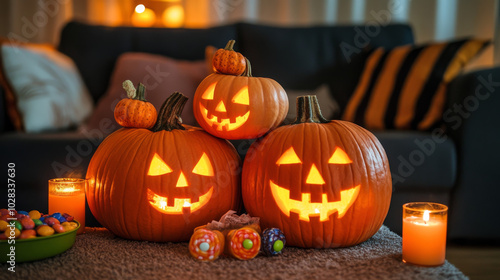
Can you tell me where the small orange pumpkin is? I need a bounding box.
[114,81,157,128]
[242,95,392,248]
[212,40,246,75]
[193,59,288,140]
[87,92,241,242]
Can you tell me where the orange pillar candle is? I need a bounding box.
[402,202,448,266]
[48,178,86,234]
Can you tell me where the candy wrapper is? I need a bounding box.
[189,210,261,261]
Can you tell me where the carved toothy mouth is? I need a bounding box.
[147,187,214,214]
[199,104,250,131]
[269,181,360,222]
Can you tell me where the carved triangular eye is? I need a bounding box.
[202,82,216,100]
[192,153,214,176]
[276,147,302,165]
[148,153,173,176]
[328,148,352,164]
[232,86,249,105]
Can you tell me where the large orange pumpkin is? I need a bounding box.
[193,59,288,140]
[242,95,392,248]
[86,92,241,242]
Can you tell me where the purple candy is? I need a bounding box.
[261,228,286,256]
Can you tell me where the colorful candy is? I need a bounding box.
[261,228,286,256]
[28,210,41,220]
[20,217,35,230]
[226,225,261,260]
[0,209,76,240]
[36,225,55,236]
[189,228,224,261]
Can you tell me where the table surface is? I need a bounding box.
[0,226,467,280]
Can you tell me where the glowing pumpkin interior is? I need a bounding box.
[270,147,360,222]
[147,152,215,214]
[199,82,250,131]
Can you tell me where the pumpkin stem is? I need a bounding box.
[293,95,329,124]
[135,83,148,101]
[242,58,252,77]
[224,40,236,51]
[151,92,187,132]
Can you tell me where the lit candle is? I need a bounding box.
[402,202,448,266]
[48,178,86,234]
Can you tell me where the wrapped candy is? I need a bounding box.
[261,228,286,256]
[189,228,224,261]
[188,210,262,261]
[225,224,261,260]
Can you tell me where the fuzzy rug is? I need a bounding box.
[1,226,467,280]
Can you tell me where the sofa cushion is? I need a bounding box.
[284,84,339,123]
[343,39,489,131]
[0,43,93,133]
[374,130,457,190]
[58,21,238,102]
[80,52,207,133]
[236,23,414,111]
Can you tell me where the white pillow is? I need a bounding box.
[1,44,93,132]
[285,84,339,123]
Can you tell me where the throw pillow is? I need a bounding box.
[285,84,340,124]
[0,43,93,132]
[342,39,489,131]
[80,52,207,134]
[205,45,217,74]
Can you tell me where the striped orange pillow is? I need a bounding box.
[342,39,489,131]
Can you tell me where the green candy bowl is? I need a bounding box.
[0,221,80,263]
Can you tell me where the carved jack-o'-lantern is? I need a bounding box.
[86,92,241,242]
[242,96,392,248]
[193,59,288,140]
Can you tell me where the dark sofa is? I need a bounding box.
[1,21,499,240]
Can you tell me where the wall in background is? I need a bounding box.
[0,0,497,68]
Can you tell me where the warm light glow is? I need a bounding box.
[276,147,302,165]
[192,153,214,176]
[176,171,189,187]
[132,6,156,27]
[200,104,250,131]
[270,181,360,221]
[215,101,227,112]
[162,4,184,28]
[147,187,214,214]
[306,164,325,185]
[202,83,216,100]
[328,147,353,164]
[55,186,77,194]
[423,210,430,223]
[148,153,173,176]
[232,86,250,105]
[135,4,146,13]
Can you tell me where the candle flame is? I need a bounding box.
[423,210,430,224]
[58,186,77,193]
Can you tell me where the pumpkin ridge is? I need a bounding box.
[120,129,153,240]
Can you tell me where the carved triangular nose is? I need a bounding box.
[215,100,227,112]
[306,164,325,184]
[176,171,189,187]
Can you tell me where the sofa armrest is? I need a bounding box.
[445,66,500,239]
